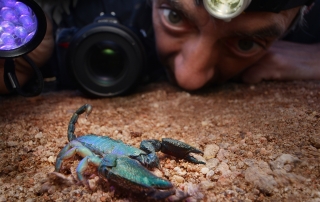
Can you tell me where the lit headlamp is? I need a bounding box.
[202,0,314,21]
[0,0,47,96]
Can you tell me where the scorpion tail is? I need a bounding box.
[67,104,92,142]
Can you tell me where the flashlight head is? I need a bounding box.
[203,0,251,21]
[0,0,46,58]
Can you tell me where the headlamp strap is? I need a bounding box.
[246,0,314,13]
[3,56,44,97]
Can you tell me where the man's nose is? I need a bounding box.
[173,35,217,91]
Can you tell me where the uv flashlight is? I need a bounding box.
[0,0,47,96]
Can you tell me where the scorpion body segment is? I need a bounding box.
[77,135,145,157]
[55,104,205,200]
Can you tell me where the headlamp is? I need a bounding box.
[202,0,314,21]
[203,0,251,21]
[0,0,47,97]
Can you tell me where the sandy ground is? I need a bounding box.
[0,81,319,202]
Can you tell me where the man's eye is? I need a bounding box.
[162,9,182,24]
[237,39,259,52]
[224,37,266,57]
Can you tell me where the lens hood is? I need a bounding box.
[66,21,146,97]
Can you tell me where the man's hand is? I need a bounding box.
[240,40,320,83]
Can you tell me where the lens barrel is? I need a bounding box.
[66,22,146,97]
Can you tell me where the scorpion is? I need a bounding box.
[55,104,205,200]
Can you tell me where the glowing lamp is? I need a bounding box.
[202,0,315,21]
[0,0,46,96]
[203,0,251,21]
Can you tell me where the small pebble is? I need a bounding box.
[88,176,100,190]
[200,180,214,190]
[48,156,55,163]
[244,159,256,167]
[216,162,230,175]
[260,148,267,155]
[229,145,239,153]
[35,132,43,139]
[245,166,277,195]
[100,196,108,202]
[237,161,245,169]
[0,196,6,202]
[7,141,18,147]
[225,189,237,197]
[151,168,164,178]
[246,151,253,158]
[173,166,187,176]
[217,149,229,161]
[172,175,185,183]
[260,137,267,144]
[206,170,215,180]
[230,166,237,171]
[269,154,300,170]
[206,158,219,169]
[284,164,292,172]
[201,167,209,175]
[201,120,210,126]
[235,187,245,194]
[204,144,220,159]
[312,191,320,198]
[310,137,320,149]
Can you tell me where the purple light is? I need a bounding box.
[19,14,36,32]
[14,26,27,38]
[2,0,15,7]
[0,0,38,51]
[1,7,19,23]
[15,2,32,15]
[1,21,15,33]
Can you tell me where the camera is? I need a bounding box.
[55,0,163,97]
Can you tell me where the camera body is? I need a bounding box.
[55,0,163,97]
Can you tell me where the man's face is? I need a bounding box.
[152,0,300,90]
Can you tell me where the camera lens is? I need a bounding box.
[88,41,125,83]
[67,22,146,97]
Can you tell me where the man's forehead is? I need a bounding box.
[162,0,208,23]
[164,0,194,9]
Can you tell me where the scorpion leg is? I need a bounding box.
[56,140,83,159]
[76,156,102,187]
[161,138,206,164]
[55,143,95,172]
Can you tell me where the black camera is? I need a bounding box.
[55,0,163,97]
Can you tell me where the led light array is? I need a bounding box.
[0,0,37,50]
